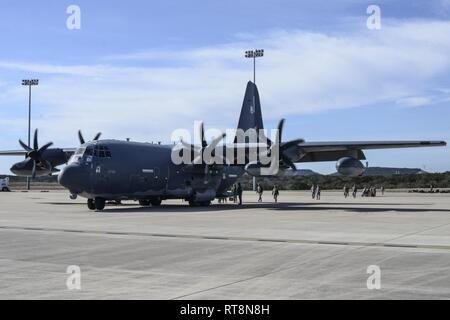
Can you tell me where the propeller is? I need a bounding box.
[78,130,101,145]
[180,122,226,165]
[18,129,53,178]
[264,119,304,171]
[179,122,226,183]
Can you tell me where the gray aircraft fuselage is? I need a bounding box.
[58,140,244,203]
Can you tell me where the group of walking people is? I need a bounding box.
[257,183,280,203]
[216,179,391,206]
[220,182,386,205]
[343,184,385,198]
[219,183,281,205]
[229,182,243,205]
[343,184,359,198]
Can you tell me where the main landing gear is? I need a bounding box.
[87,198,105,211]
[138,198,162,207]
[188,200,211,207]
[150,198,162,206]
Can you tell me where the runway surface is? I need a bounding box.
[0,190,449,299]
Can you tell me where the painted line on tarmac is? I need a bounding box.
[0,225,449,251]
[383,243,417,248]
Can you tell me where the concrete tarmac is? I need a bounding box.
[0,190,449,299]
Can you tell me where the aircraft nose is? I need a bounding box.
[58,164,87,193]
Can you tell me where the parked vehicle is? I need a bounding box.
[0,177,11,191]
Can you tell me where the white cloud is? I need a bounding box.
[396,96,431,107]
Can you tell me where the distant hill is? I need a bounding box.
[284,169,320,177]
[331,167,428,177]
[241,169,450,190]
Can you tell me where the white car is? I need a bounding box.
[0,177,10,192]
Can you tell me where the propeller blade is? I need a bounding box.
[282,155,297,171]
[277,119,285,144]
[93,132,102,141]
[38,141,53,154]
[78,130,85,144]
[207,133,226,151]
[33,129,39,150]
[199,122,207,148]
[280,138,305,150]
[19,139,32,152]
[180,139,201,153]
[203,133,226,164]
[31,161,36,179]
[180,138,202,164]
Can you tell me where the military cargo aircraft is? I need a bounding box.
[0,81,446,210]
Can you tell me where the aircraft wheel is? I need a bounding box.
[87,199,95,210]
[139,199,150,206]
[188,200,197,207]
[94,197,105,211]
[150,198,162,206]
[188,200,210,207]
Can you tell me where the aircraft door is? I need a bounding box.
[86,154,97,194]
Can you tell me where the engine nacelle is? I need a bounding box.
[336,157,366,177]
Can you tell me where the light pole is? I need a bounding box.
[22,79,39,190]
[245,49,264,84]
[245,49,264,191]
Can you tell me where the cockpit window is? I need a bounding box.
[71,145,112,160]
[68,145,111,164]
[94,145,112,158]
[85,146,93,156]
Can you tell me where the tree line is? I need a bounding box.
[239,172,450,190]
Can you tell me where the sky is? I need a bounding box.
[0,0,450,174]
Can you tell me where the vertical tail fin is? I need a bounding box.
[234,81,264,143]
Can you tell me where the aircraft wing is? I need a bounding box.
[293,140,446,163]
[298,140,447,152]
[0,150,28,156]
[0,148,77,156]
